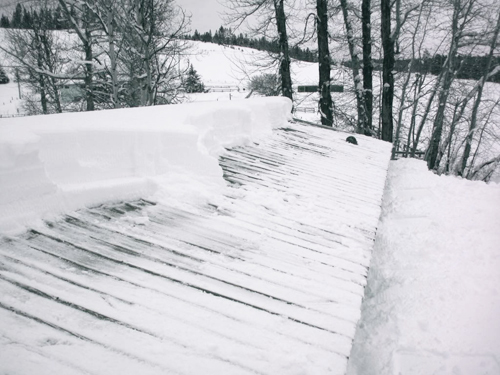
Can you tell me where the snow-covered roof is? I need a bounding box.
[0,101,391,374]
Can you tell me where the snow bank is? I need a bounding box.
[0,97,292,235]
[347,158,500,375]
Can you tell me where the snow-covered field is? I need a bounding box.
[187,42,321,88]
[348,159,500,374]
[0,81,22,117]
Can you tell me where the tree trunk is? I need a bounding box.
[362,0,372,131]
[40,31,62,113]
[443,101,461,172]
[392,62,413,159]
[106,5,120,108]
[412,73,439,156]
[83,40,95,111]
[58,0,95,111]
[459,10,500,176]
[273,0,293,101]
[427,0,476,170]
[83,7,95,111]
[316,0,333,126]
[340,0,366,133]
[381,0,394,142]
[34,31,48,114]
[427,65,455,170]
[405,74,421,157]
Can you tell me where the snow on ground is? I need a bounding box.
[347,158,500,375]
[188,42,322,88]
[0,97,292,235]
[0,81,22,117]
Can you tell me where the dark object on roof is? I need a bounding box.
[346,136,358,145]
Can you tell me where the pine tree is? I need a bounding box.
[22,6,33,29]
[11,4,22,28]
[0,66,10,84]
[184,65,205,93]
[0,14,10,28]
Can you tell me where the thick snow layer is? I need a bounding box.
[0,97,292,235]
[347,158,500,375]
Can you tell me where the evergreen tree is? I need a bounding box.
[0,66,10,84]
[0,14,10,28]
[22,6,33,29]
[53,6,64,30]
[184,65,205,93]
[184,25,317,64]
[201,31,212,43]
[11,4,22,28]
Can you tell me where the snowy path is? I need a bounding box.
[347,159,500,375]
[0,123,391,374]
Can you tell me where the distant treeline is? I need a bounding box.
[345,55,500,83]
[185,26,318,64]
[0,3,76,30]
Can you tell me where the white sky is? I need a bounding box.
[176,0,227,33]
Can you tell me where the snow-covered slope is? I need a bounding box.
[187,42,320,87]
[0,81,22,117]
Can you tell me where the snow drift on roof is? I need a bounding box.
[0,97,292,235]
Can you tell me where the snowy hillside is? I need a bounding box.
[0,80,21,117]
[185,42,320,88]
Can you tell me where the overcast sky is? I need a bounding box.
[177,0,226,33]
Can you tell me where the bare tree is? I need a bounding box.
[380,0,394,142]
[361,0,373,132]
[380,0,421,143]
[117,0,189,106]
[57,0,96,111]
[458,10,500,176]
[392,0,432,158]
[426,0,480,170]
[224,0,293,101]
[1,3,66,114]
[274,0,293,100]
[86,0,122,108]
[339,0,367,134]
